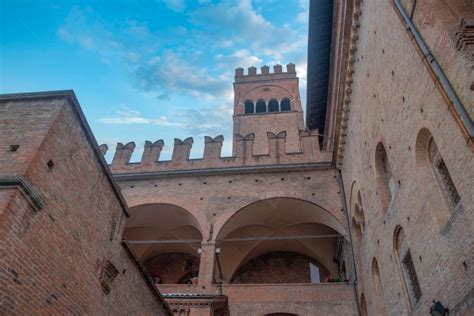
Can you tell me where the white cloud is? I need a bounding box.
[134,51,229,98]
[216,49,262,69]
[297,0,309,24]
[57,27,73,42]
[98,108,184,127]
[173,101,233,137]
[57,1,309,143]
[189,0,306,60]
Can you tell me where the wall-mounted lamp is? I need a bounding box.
[429,301,449,316]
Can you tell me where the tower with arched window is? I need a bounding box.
[232,64,305,156]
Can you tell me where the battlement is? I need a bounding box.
[105,130,332,174]
[234,64,297,83]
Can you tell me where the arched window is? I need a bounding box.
[268,99,279,112]
[428,137,461,211]
[256,99,266,113]
[374,143,394,214]
[415,128,461,228]
[371,258,387,315]
[244,100,254,114]
[350,183,366,242]
[394,226,422,308]
[280,98,291,111]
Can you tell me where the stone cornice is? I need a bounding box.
[0,176,44,211]
[334,0,364,168]
[113,161,334,181]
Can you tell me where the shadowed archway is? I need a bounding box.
[215,197,349,283]
[124,203,203,284]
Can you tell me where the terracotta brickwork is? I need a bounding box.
[107,131,331,174]
[81,64,357,316]
[233,64,305,155]
[331,0,474,315]
[0,93,170,315]
[2,0,473,313]
[157,283,357,316]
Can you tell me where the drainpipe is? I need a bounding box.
[393,0,474,139]
[336,169,361,316]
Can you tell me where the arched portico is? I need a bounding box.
[124,203,203,284]
[214,197,349,284]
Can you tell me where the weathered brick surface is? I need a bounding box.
[0,94,169,315]
[410,0,473,119]
[336,0,474,315]
[230,251,330,284]
[232,65,305,156]
[118,167,352,315]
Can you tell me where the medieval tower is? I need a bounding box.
[232,64,305,156]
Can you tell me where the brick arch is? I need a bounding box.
[374,141,395,215]
[242,84,295,102]
[212,196,348,243]
[371,257,387,315]
[213,197,349,283]
[349,181,366,238]
[124,202,203,262]
[349,181,366,271]
[415,126,461,227]
[124,195,209,239]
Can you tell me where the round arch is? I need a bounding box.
[242,84,294,103]
[349,181,366,241]
[214,197,349,283]
[124,203,203,262]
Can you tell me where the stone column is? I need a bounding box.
[197,242,216,291]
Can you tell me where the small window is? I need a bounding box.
[428,138,461,211]
[375,143,394,213]
[268,99,279,112]
[100,260,119,295]
[256,99,266,113]
[402,250,422,304]
[244,100,254,114]
[280,98,291,111]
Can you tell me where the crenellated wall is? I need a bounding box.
[106,130,331,174]
[234,63,297,83]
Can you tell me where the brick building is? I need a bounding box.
[1,0,473,315]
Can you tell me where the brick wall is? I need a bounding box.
[157,283,357,316]
[230,251,330,284]
[0,93,170,315]
[337,0,473,315]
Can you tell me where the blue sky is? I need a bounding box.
[1,0,309,160]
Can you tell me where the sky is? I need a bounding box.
[0,0,309,161]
